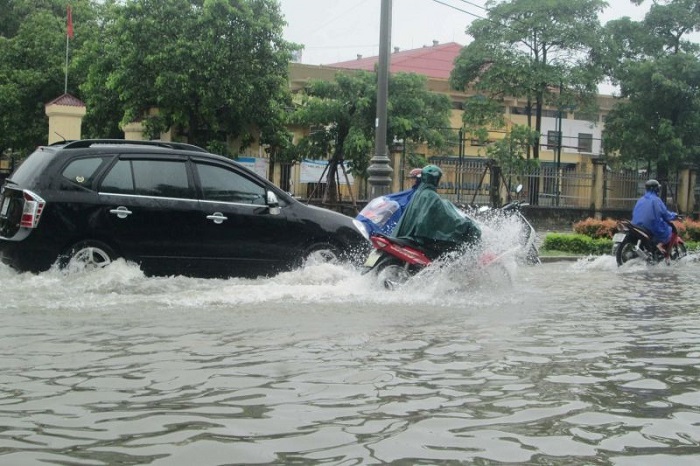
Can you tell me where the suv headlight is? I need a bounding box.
[352,218,370,241]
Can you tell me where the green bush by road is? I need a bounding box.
[542,233,612,255]
[542,232,699,256]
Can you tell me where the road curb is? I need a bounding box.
[539,255,585,263]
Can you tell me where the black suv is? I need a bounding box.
[0,140,370,278]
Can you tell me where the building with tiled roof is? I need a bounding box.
[287,42,621,207]
[325,41,463,80]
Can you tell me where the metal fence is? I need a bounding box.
[431,157,595,208]
[604,169,646,210]
[604,169,679,211]
[433,158,492,205]
[519,165,593,208]
[429,157,680,211]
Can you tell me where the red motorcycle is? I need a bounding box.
[614,220,687,266]
[362,233,508,290]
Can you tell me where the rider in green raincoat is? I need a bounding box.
[392,165,481,259]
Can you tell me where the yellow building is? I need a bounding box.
[287,42,617,207]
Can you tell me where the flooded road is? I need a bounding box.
[1,254,699,465]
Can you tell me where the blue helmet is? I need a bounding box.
[645,179,660,194]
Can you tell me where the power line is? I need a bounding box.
[430,0,489,21]
[454,0,489,13]
[429,0,525,32]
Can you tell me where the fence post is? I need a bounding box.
[592,158,606,219]
[677,166,696,215]
[690,169,697,216]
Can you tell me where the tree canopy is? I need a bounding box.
[0,0,298,158]
[0,0,73,157]
[450,0,606,156]
[600,0,700,180]
[289,71,452,202]
[450,0,606,203]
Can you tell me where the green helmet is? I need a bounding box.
[421,165,443,187]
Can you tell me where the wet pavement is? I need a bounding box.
[0,253,699,465]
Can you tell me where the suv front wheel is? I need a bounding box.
[302,242,341,266]
[60,240,117,271]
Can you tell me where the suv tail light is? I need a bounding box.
[20,190,46,229]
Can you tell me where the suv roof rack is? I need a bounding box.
[49,140,78,146]
[62,139,209,153]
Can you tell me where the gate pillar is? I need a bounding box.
[591,158,606,219]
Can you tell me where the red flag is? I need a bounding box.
[67,5,74,39]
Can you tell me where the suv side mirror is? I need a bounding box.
[266,191,280,215]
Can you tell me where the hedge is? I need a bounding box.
[542,232,699,255]
[573,217,700,242]
[542,233,612,255]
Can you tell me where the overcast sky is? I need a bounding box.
[279,0,656,65]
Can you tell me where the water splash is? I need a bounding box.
[0,212,541,312]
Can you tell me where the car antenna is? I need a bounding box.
[54,132,67,143]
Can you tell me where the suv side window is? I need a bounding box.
[61,157,106,188]
[101,159,192,199]
[196,163,266,205]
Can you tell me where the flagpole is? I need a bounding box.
[64,32,69,94]
[64,5,73,94]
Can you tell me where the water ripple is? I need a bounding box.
[0,259,699,464]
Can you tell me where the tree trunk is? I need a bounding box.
[325,148,340,205]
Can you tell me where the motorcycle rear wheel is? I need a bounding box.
[616,238,641,266]
[376,259,411,290]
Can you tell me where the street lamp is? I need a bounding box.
[367,0,393,198]
[391,137,405,190]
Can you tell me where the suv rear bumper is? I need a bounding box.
[0,235,62,273]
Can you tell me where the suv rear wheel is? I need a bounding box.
[60,240,117,271]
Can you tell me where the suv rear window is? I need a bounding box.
[6,147,56,187]
[61,157,106,187]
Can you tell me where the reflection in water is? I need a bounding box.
[0,253,699,465]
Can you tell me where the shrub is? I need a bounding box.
[572,218,618,239]
[542,233,612,255]
[679,218,700,242]
[572,217,700,242]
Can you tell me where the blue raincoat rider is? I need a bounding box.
[356,168,422,236]
[631,179,678,253]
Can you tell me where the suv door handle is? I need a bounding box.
[206,212,228,224]
[109,206,133,219]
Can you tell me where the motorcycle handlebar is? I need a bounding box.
[502,201,528,211]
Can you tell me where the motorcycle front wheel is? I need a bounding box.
[616,238,641,266]
[669,243,688,261]
[376,258,411,290]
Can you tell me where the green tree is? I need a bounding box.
[486,124,540,175]
[289,71,452,203]
[450,0,606,203]
[601,0,700,188]
[1,0,298,159]
[0,0,79,157]
[84,0,297,153]
[72,0,124,140]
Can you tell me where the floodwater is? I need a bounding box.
[1,245,700,465]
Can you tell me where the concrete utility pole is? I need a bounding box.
[367,0,393,198]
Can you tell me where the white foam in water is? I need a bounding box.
[0,214,540,311]
[570,248,700,274]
